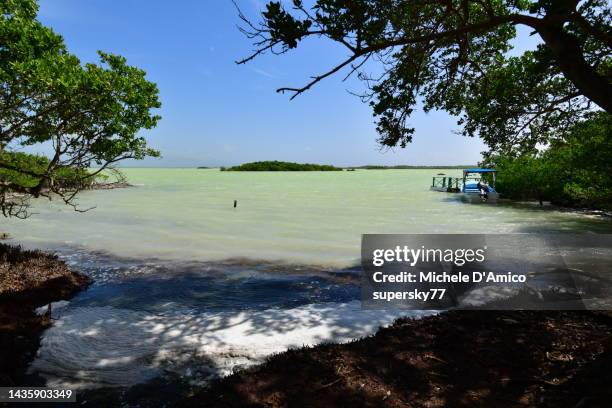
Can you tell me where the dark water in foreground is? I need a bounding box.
[26,246,426,407]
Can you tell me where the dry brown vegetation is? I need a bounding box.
[0,243,90,385]
[177,310,612,408]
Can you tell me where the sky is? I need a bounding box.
[35,0,541,167]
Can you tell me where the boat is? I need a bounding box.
[460,168,498,203]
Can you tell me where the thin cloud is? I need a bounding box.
[251,67,276,78]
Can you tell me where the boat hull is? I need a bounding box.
[460,192,498,203]
[430,186,460,193]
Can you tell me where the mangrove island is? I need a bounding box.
[221,161,342,171]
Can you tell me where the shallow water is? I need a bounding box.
[3,169,611,394]
[5,169,611,267]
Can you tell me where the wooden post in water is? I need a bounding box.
[234,200,237,208]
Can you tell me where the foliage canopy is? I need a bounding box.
[0,0,161,217]
[490,112,612,208]
[237,0,611,153]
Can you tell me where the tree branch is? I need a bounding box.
[260,12,544,100]
[277,53,364,99]
[570,12,612,48]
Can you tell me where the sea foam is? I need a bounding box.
[30,301,434,388]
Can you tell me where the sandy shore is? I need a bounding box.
[0,243,91,385]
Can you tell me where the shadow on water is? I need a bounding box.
[71,271,359,312]
[438,194,612,233]
[27,233,612,407]
[26,245,428,407]
[35,299,427,407]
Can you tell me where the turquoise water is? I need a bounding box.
[4,169,611,396]
[4,168,611,267]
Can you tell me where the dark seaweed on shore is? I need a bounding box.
[0,243,90,386]
[177,310,612,408]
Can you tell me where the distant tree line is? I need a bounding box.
[221,161,342,171]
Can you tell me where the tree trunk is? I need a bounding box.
[536,24,612,113]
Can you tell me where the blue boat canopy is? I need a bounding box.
[463,168,497,173]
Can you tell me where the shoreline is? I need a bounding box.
[497,199,612,218]
[177,309,612,408]
[0,243,91,385]
[89,181,133,190]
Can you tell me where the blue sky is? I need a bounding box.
[36,0,540,167]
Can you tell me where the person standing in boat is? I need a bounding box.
[477,179,489,200]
